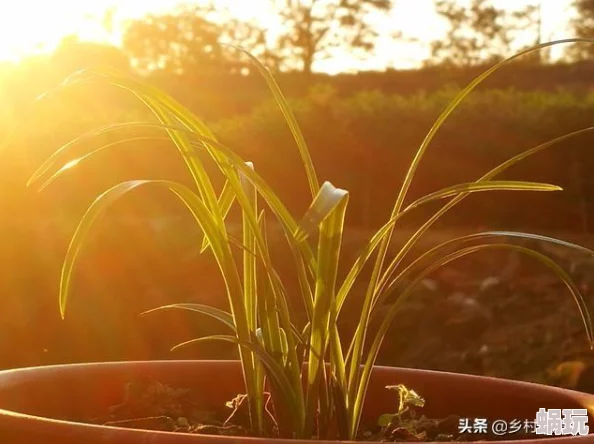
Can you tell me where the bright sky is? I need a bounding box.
[0,0,576,73]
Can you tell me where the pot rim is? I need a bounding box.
[0,360,591,444]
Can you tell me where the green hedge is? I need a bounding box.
[211,84,594,231]
[4,77,594,233]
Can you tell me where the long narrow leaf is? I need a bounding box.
[405,181,561,210]
[230,45,320,198]
[172,334,304,437]
[296,181,349,242]
[344,179,562,406]
[376,126,594,297]
[201,178,238,253]
[28,123,318,308]
[392,38,594,218]
[375,230,594,308]
[140,303,236,331]
[305,192,349,436]
[351,243,594,438]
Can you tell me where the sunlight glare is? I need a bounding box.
[0,0,575,70]
[61,158,81,172]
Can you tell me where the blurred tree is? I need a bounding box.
[271,0,394,74]
[122,3,276,75]
[569,0,594,61]
[218,15,283,73]
[122,4,226,74]
[428,0,541,67]
[121,1,394,75]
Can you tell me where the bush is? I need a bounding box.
[212,85,594,232]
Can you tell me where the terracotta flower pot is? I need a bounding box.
[0,360,593,443]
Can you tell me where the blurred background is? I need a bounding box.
[1,0,594,389]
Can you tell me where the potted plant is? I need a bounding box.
[1,39,594,443]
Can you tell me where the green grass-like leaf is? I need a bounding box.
[351,242,593,437]
[140,303,236,331]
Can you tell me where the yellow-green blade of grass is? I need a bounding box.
[29,123,318,310]
[405,181,561,210]
[57,179,225,317]
[201,178,238,253]
[230,45,319,198]
[40,70,320,320]
[304,191,349,437]
[140,303,236,331]
[241,161,258,330]
[365,41,594,370]
[149,97,222,216]
[337,180,566,372]
[27,121,312,263]
[329,370,350,440]
[172,334,303,437]
[375,126,594,297]
[293,180,350,319]
[228,163,306,423]
[41,69,232,230]
[63,66,218,141]
[27,121,195,188]
[343,179,562,404]
[35,120,309,421]
[343,229,594,364]
[350,243,594,438]
[32,129,316,282]
[372,230,594,316]
[350,40,594,410]
[57,178,263,434]
[295,181,351,243]
[216,228,305,350]
[256,210,285,361]
[392,38,594,219]
[336,126,594,320]
[370,181,563,298]
[240,161,265,433]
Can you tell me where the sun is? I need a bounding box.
[0,3,59,60]
[0,0,282,63]
[0,0,113,61]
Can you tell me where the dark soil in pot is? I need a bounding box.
[81,377,547,442]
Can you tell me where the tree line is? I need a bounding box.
[28,0,594,81]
